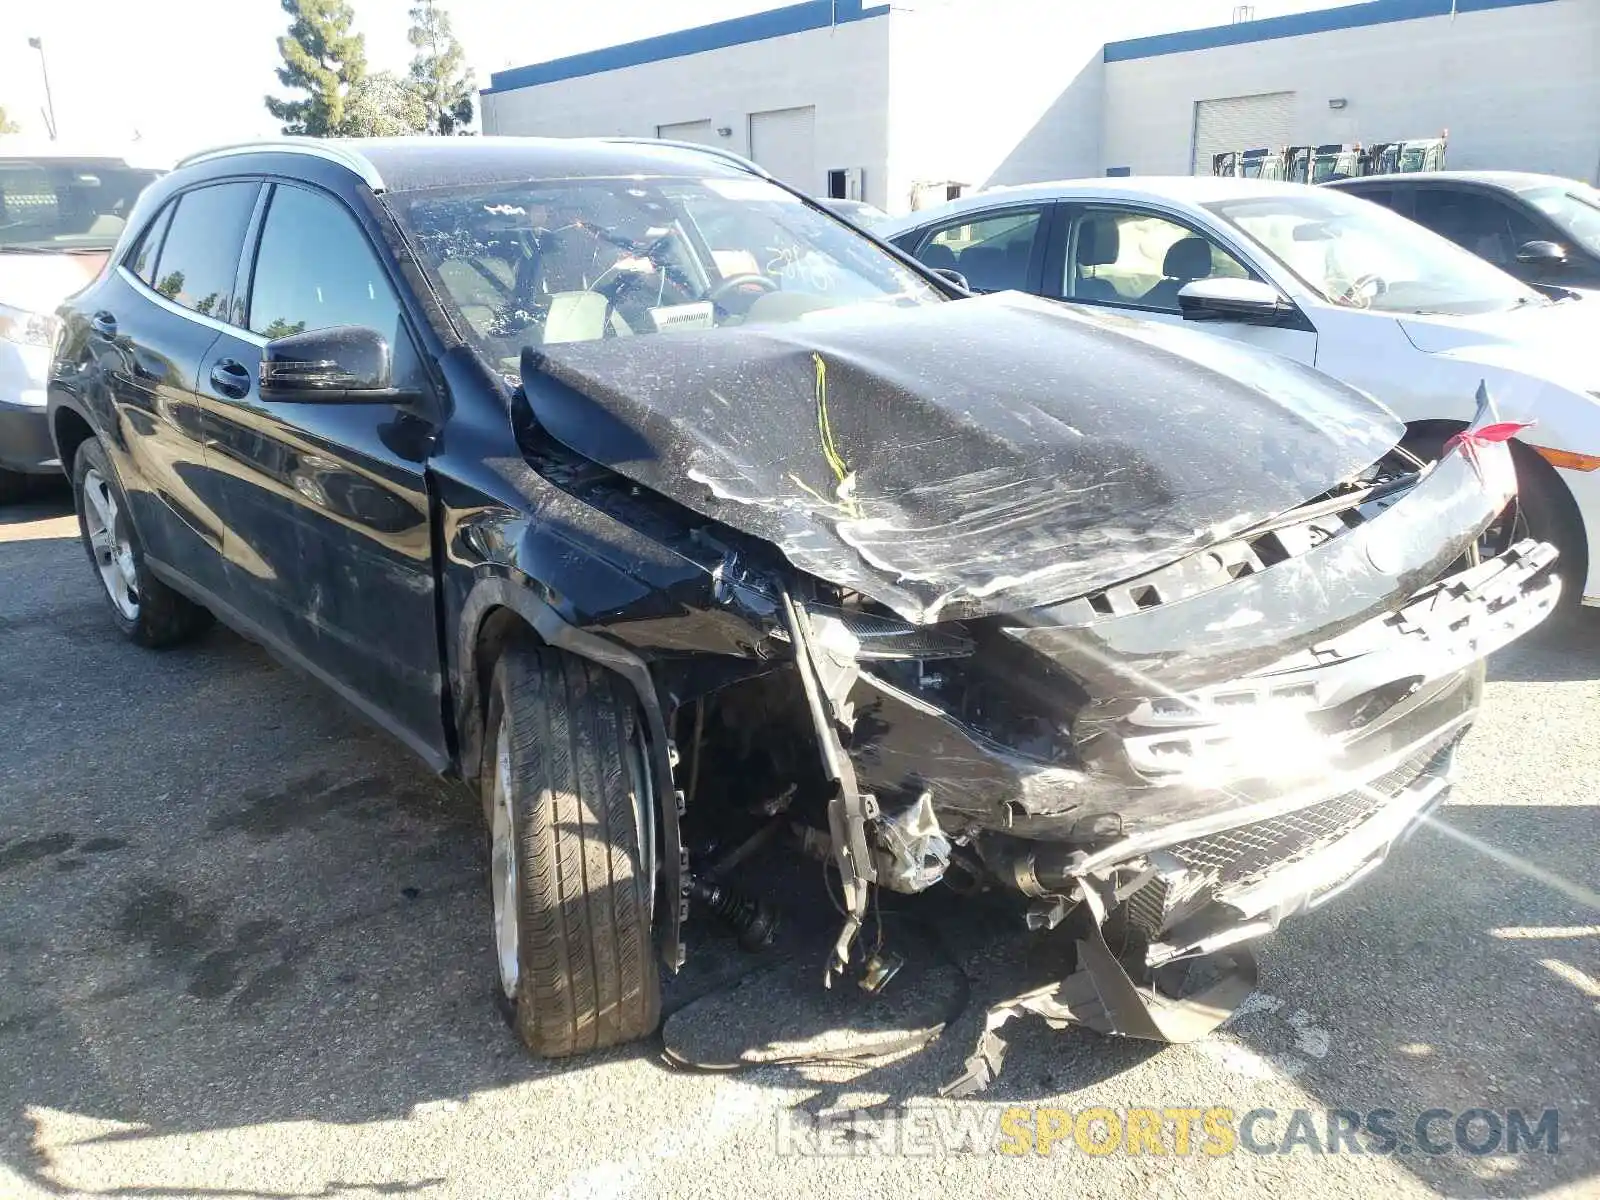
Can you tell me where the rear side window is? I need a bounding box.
[150,182,259,319]
[247,184,401,342]
[129,202,174,284]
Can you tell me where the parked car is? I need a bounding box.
[50,139,1555,1062]
[1327,171,1600,295]
[880,177,1600,614]
[822,197,891,229]
[1,143,166,501]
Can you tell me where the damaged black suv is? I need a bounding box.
[49,138,1559,1060]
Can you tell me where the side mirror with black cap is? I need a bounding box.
[1516,240,1568,268]
[260,325,412,402]
[1178,277,1305,327]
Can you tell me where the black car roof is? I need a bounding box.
[177,136,765,195]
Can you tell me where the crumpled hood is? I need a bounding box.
[523,292,1403,623]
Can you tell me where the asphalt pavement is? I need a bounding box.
[1,484,1596,1199]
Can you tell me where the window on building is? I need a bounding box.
[914,208,1044,293]
[150,182,259,320]
[1068,208,1249,311]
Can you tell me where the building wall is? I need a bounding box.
[480,16,893,207]
[883,2,1249,210]
[1102,0,1600,181]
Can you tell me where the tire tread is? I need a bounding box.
[490,646,658,1058]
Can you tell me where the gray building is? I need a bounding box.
[481,0,1600,211]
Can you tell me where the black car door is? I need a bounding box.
[194,180,446,765]
[91,180,261,600]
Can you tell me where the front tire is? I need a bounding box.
[71,438,211,647]
[483,645,660,1058]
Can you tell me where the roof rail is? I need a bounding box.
[597,136,775,182]
[176,139,386,192]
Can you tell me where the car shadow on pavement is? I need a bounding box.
[653,800,1598,1198]
[1488,605,1600,682]
[1233,801,1600,1197]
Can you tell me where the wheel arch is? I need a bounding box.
[51,404,97,479]
[454,576,686,970]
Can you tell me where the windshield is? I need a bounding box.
[1205,189,1543,316]
[0,158,161,253]
[391,174,942,369]
[1520,184,1600,257]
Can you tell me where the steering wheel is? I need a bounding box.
[1337,273,1388,308]
[708,273,779,314]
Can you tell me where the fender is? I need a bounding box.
[454,574,688,971]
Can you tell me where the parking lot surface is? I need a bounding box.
[1,487,1596,1199]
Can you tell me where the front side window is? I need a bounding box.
[391,174,941,369]
[1067,209,1250,311]
[150,182,259,320]
[248,184,401,342]
[1411,189,1540,268]
[914,209,1043,293]
[1206,189,1543,316]
[1519,184,1600,257]
[0,157,161,252]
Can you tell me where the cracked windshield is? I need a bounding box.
[396,174,941,372]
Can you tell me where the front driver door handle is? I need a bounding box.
[209,358,252,400]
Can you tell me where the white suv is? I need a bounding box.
[1,143,165,500]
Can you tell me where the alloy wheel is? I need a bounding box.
[81,468,140,621]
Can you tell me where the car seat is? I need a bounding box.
[1073,217,1122,302]
[1140,236,1213,311]
[955,245,1007,292]
[918,242,960,274]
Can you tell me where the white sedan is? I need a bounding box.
[879,178,1600,611]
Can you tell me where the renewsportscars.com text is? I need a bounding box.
[775,1105,1561,1158]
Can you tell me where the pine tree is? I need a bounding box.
[345,71,430,138]
[264,0,368,137]
[407,0,475,135]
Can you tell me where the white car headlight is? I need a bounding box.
[0,301,62,349]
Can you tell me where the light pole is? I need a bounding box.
[27,37,57,140]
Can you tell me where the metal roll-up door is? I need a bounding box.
[748,105,817,193]
[1192,92,1295,174]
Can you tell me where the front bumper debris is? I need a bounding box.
[944,725,1466,1097]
